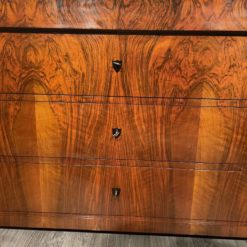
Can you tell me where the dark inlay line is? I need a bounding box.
[0,92,246,101]
[1,27,247,36]
[0,154,244,168]
[0,99,245,108]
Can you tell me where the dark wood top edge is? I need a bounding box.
[1,27,247,36]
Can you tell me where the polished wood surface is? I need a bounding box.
[0,161,246,237]
[0,34,247,237]
[1,34,247,99]
[0,162,246,221]
[0,1,246,237]
[0,1,247,31]
[1,211,246,238]
[1,97,247,165]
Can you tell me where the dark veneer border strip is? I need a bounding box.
[1,27,247,36]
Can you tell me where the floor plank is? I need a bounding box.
[0,229,246,247]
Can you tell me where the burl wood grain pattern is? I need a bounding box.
[0,0,247,31]
[1,33,247,99]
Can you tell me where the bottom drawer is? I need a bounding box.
[0,161,246,223]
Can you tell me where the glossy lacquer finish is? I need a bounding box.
[0,160,246,237]
[0,97,246,236]
[0,2,247,237]
[0,162,246,220]
[1,98,247,165]
[1,34,247,99]
[0,0,247,31]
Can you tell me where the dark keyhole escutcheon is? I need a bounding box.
[112,128,121,139]
[112,60,122,72]
[112,188,121,198]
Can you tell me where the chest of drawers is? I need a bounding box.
[0,1,246,238]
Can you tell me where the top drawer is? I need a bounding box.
[0,1,246,31]
[1,33,247,99]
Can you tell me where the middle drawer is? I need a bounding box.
[0,99,246,165]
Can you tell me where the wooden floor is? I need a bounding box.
[0,229,246,247]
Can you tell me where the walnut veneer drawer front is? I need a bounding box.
[2,33,247,99]
[1,99,247,165]
[0,163,246,226]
